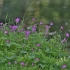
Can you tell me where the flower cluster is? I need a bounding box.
[10,25,18,31]
[32,24,37,32]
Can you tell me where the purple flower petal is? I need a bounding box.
[66,33,69,37]
[50,22,53,26]
[40,22,43,24]
[36,44,41,47]
[4,30,8,34]
[20,62,25,66]
[32,18,35,21]
[61,26,64,29]
[15,18,20,23]
[62,65,66,69]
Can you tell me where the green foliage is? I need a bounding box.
[0,21,69,70]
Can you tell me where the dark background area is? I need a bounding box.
[0,0,70,47]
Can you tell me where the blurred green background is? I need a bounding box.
[0,0,70,47]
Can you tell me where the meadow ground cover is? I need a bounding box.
[0,18,70,70]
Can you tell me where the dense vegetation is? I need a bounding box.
[0,18,70,70]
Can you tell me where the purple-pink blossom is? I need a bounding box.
[36,44,41,47]
[4,30,8,34]
[8,62,11,65]
[20,62,25,66]
[0,22,3,26]
[6,40,10,43]
[66,33,69,37]
[32,24,36,32]
[50,22,53,26]
[36,58,39,61]
[61,26,64,29]
[61,38,66,43]
[18,30,21,32]
[40,22,43,24]
[62,65,66,69]
[22,28,25,31]
[15,18,20,23]
[32,18,35,21]
[45,25,50,29]
[25,30,31,37]
[10,25,18,31]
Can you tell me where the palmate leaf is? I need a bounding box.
[28,55,35,59]
[0,37,7,40]
[6,42,22,48]
[39,64,45,69]
[20,50,28,54]
[0,57,7,63]
[5,56,15,60]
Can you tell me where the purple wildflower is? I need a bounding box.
[61,38,66,43]
[32,24,36,32]
[4,30,8,34]
[62,65,66,69]
[50,22,53,26]
[32,18,35,21]
[18,30,21,32]
[20,62,25,66]
[36,58,39,61]
[10,25,18,31]
[8,62,11,65]
[6,40,10,43]
[22,28,25,31]
[61,26,63,29]
[45,25,50,29]
[66,33,69,37]
[36,44,41,47]
[40,22,43,24]
[25,30,31,37]
[0,22,3,26]
[15,18,20,23]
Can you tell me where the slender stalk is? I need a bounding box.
[21,1,34,24]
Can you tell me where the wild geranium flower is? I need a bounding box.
[4,30,8,34]
[18,30,21,32]
[61,26,64,29]
[25,30,31,37]
[10,25,18,31]
[8,62,11,65]
[62,65,66,69]
[6,40,10,43]
[45,25,50,29]
[61,38,66,43]
[0,22,3,26]
[36,44,41,47]
[20,62,25,66]
[66,33,69,37]
[36,58,39,61]
[50,22,53,26]
[22,28,25,31]
[32,18,35,21]
[32,24,36,32]
[40,22,43,24]
[15,18,20,23]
